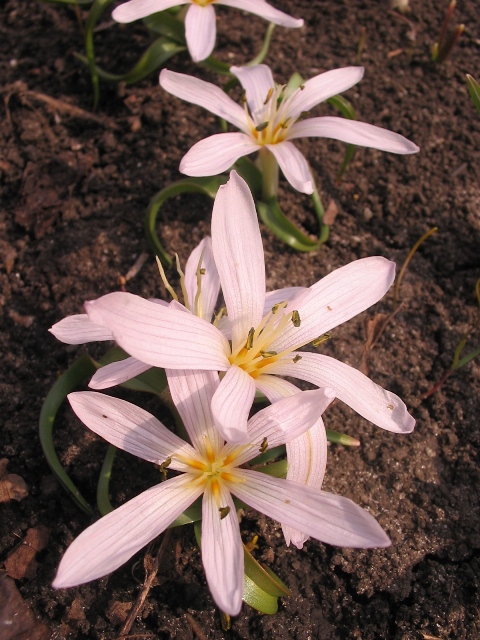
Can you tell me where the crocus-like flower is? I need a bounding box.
[112,1,303,63]
[53,369,390,615]
[159,64,419,194]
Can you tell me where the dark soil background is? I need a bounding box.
[1,0,480,638]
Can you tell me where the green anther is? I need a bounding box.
[299,84,305,90]
[264,87,274,104]
[245,327,255,350]
[291,310,301,327]
[259,437,268,454]
[312,333,331,347]
[280,118,291,129]
[260,351,277,358]
[293,354,302,363]
[159,456,172,480]
[255,121,269,132]
[200,268,206,275]
[219,506,231,520]
[271,302,283,314]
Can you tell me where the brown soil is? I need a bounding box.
[1,0,480,638]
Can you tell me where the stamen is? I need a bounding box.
[255,121,269,132]
[293,354,302,363]
[155,256,178,302]
[174,254,189,311]
[312,333,331,347]
[219,506,230,519]
[263,87,274,105]
[280,117,291,129]
[260,350,277,358]
[271,301,287,314]
[245,327,255,350]
[213,307,227,327]
[291,310,301,327]
[193,247,206,318]
[259,437,268,453]
[159,456,172,480]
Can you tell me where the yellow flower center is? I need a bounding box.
[245,84,297,146]
[191,0,216,6]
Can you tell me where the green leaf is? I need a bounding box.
[170,497,202,527]
[143,11,186,44]
[257,459,288,478]
[243,575,279,614]
[94,347,168,395]
[466,75,480,114]
[244,546,291,598]
[247,23,275,67]
[327,94,357,181]
[145,176,228,265]
[326,429,360,447]
[84,0,116,108]
[39,355,96,515]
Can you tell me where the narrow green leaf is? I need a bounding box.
[244,546,290,598]
[94,347,168,395]
[84,0,116,108]
[455,345,480,370]
[466,75,480,114]
[233,156,263,197]
[247,23,275,67]
[143,11,186,44]
[249,445,286,466]
[243,575,279,614]
[326,429,361,447]
[39,355,96,515]
[169,497,202,527]
[327,94,356,120]
[257,459,288,478]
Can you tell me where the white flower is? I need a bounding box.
[159,64,419,194]
[53,370,389,616]
[112,0,303,63]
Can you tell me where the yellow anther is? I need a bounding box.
[259,437,268,454]
[293,354,302,363]
[245,327,255,350]
[219,506,231,519]
[260,350,277,358]
[291,310,301,327]
[263,87,274,104]
[312,333,331,347]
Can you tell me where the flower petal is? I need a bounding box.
[89,357,151,390]
[220,0,303,28]
[271,352,415,434]
[166,369,223,457]
[230,470,391,548]
[270,256,396,352]
[53,475,202,588]
[180,132,258,177]
[255,374,299,402]
[227,387,334,466]
[283,418,328,549]
[285,67,365,121]
[288,116,419,154]
[49,314,113,345]
[68,392,199,471]
[85,292,230,370]
[212,171,266,351]
[230,64,275,121]
[159,69,248,131]
[263,287,307,315]
[112,0,187,23]
[202,483,243,616]
[184,237,220,322]
[211,365,256,443]
[185,3,216,62]
[266,142,313,194]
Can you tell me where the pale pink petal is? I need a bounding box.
[230,65,275,121]
[263,287,307,315]
[219,0,303,28]
[270,256,395,352]
[166,369,223,457]
[271,352,415,434]
[185,3,216,62]
[227,388,334,466]
[266,142,313,194]
[288,117,419,154]
[159,69,248,132]
[216,314,231,340]
[68,392,199,471]
[49,314,113,345]
[202,483,243,616]
[180,133,258,177]
[212,171,266,351]
[53,475,202,588]
[211,365,256,443]
[88,357,151,390]
[255,374,299,402]
[85,292,230,370]
[229,470,391,548]
[283,418,328,548]
[112,0,187,23]
[184,237,220,322]
[285,67,365,121]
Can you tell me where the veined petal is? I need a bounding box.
[219,0,303,28]
[159,69,248,132]
[185,3,216,62]
[283,418,328,549]
[285,67,365,121]
[49,314,113,345]
[230,470,391,548]
[166,369,223,457]
[68,392,199,471]
[263,287,308,315]
[85,292,230,370]
[272,352,415,434]
[202,483,243,616]
[211,365,256,443]
[184,237,220,322]
[112,0,187,23]
[53,475,202,588]
[255,374,299,402]
[180,133,258,177]
[227,387,334,466]
[230,64,275,121]
[266,142,313,194]
[89,357,151,390]
[212,171,266,351]
[288,117,419,154]
[270,256,395,352]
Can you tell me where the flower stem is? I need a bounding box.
[258,148,279,201]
